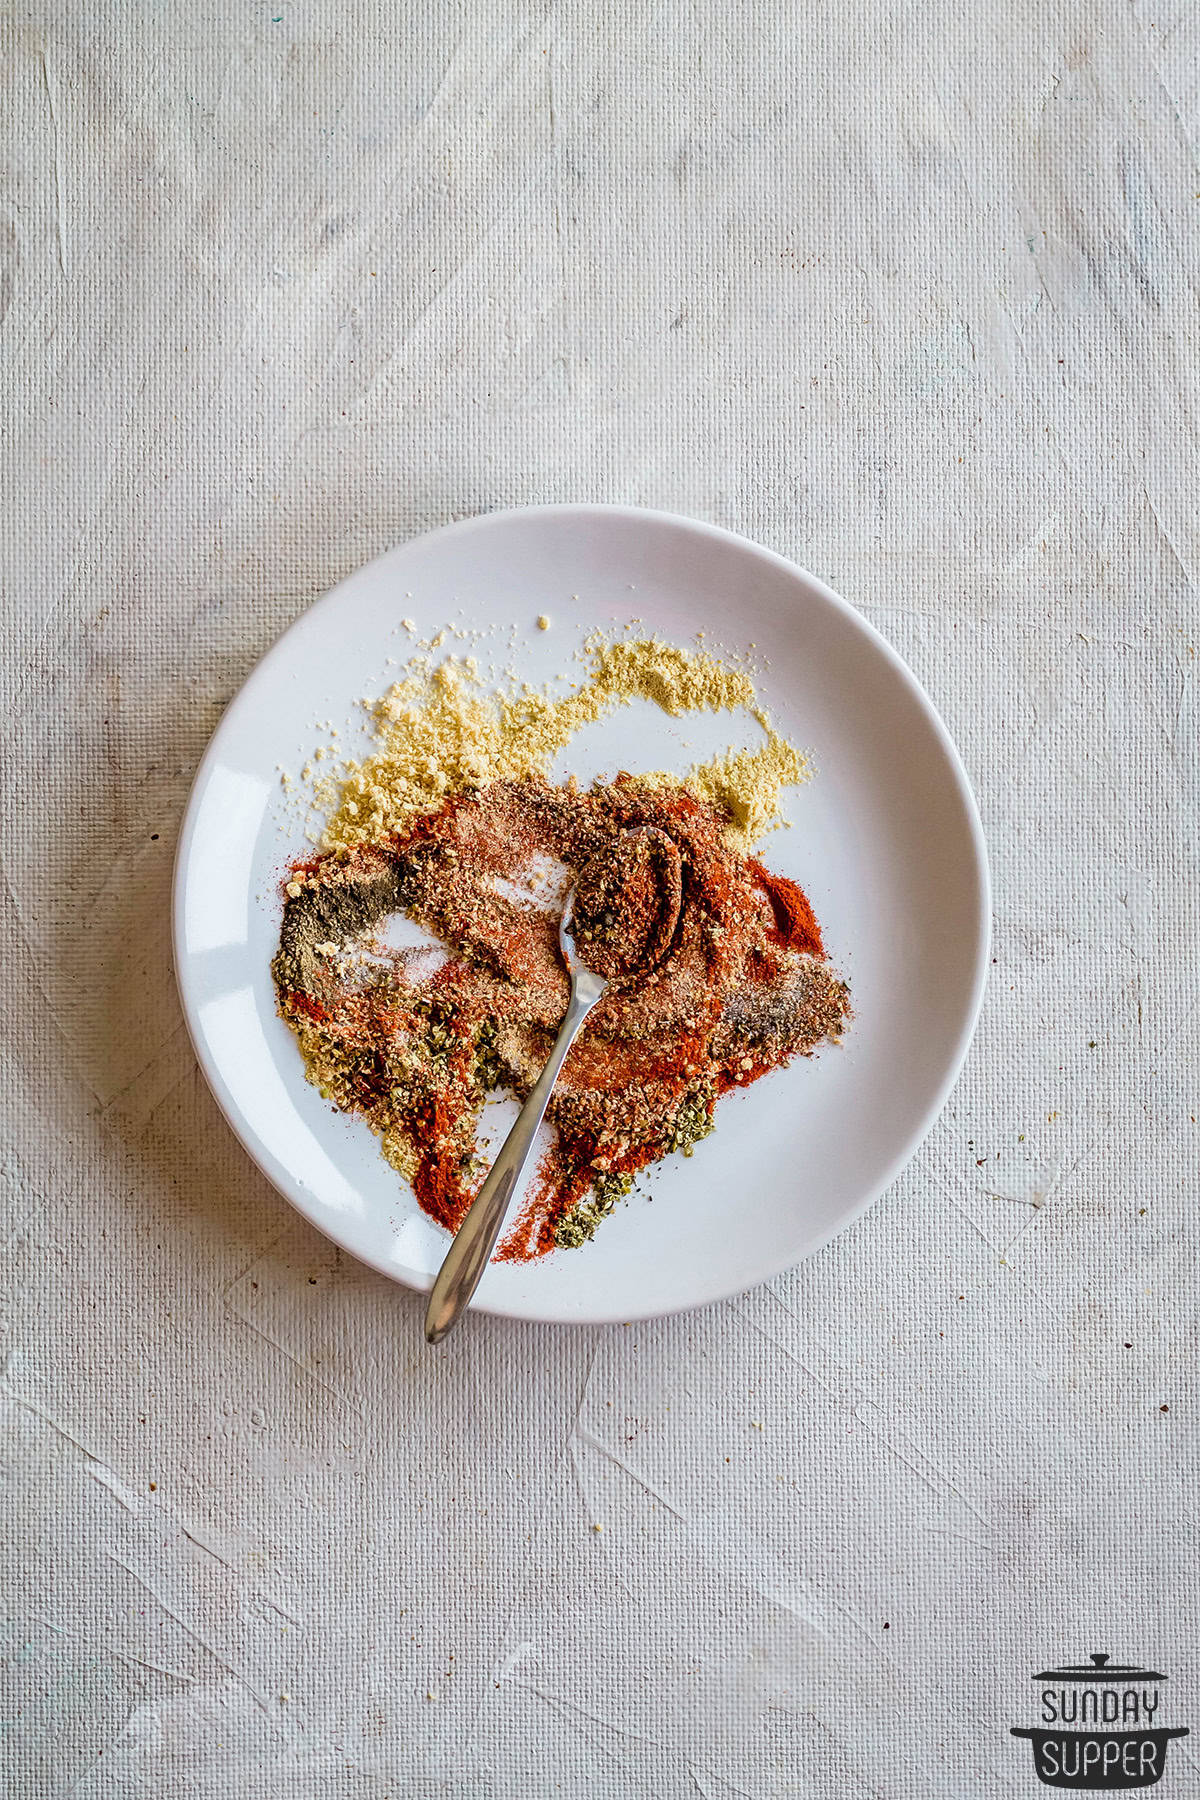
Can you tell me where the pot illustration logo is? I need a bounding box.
[1011,1652,1189,1790]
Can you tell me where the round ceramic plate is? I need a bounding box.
[173,506,989,1323]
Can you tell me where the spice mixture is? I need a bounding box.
[274,635,849,1258]
[568,826,683,985]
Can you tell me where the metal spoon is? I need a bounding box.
[424,887,608,1344]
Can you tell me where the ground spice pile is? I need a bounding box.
[275,768,849,1258]
[317,635,808,854]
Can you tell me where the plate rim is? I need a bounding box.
[172,503,991,1322]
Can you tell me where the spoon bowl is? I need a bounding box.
[558,886,608,1004]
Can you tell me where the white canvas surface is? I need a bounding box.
[1,5,1196,1795]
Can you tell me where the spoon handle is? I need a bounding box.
[424,980,602,1343]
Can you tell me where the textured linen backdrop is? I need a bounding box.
[1,4,1197,1796]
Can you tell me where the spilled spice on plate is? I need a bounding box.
[315,634,807,854]
[274,634,848,1257]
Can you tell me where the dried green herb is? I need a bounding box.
[554,1172,635,1249]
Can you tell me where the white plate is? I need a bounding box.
[173,506,989,1323]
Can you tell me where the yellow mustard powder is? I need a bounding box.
[318,634,808,853]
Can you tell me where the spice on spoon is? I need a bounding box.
[568,826,683,985]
